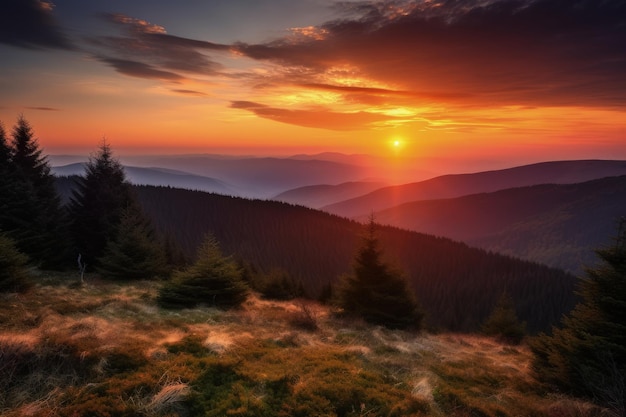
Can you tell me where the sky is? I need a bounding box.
[1,0,625,172]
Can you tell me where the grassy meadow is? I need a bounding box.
[0,273,611,417]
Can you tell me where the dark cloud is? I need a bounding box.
[97,57,183,81]
[235,0,626,108]
[89,13,228,80]
[171,89,208,96]
[230,100,395,130]
[0,0,74,50]
[25,106,60,111]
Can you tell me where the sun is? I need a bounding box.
[389,137,405,154]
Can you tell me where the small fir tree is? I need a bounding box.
[253,267,305,300]
[481,292,526,345]
[0,233,30,293]
[96,205,168,280]
[336,216,423,329]
[157,235,249,309]
[531,219,626,414]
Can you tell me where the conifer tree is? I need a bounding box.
[5,116,70,268]
[481,292,526,344]
[531,219,626,414]
[0,122,20,230]
[157,234,249,309]
[336,216,423,329]
[68,142,134,267]
[96,204,168,280]
[0,233,30,293]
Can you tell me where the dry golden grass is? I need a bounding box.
[0,275,615,417]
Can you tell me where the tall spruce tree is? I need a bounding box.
[531,219,626,414]
[5,116,70,269]
[68,142,134,267]
[0,122,19,231]
[336,216,423,329]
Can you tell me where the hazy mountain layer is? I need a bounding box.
[273,181,388,208]
[323,160,626,218]
[52,163,237,196]
[369,176,626,275]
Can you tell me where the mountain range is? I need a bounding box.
[52,155,626,277]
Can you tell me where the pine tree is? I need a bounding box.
[336,216,423,329]
[0,233,30,293]
[157,234,249,309]
[481,292,526,345]
[68,142,134,267]
[531,219,626,414]
[0,122,21,231]
[6,116,71,269]
[96,204,168,280]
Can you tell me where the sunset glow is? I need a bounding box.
[1,0,625,174]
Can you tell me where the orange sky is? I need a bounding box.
[1,0,625,173]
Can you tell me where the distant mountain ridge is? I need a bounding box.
[368,175,626,274]
[323,160,626,218]
[52,163,237,196]
[51,155,377,198]
[273,181,388,208]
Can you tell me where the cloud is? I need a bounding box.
[230,100,396,130]
[97,57,183,81]
[171,89,208,97]
[0,0,74,50]
[25,106,60,111]
[88,13,229,81]
[234,0,626,108]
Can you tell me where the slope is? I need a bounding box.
[323,160,626,218]
[273,181,387,208]
[130,185,576,333]
[369,176,626,274]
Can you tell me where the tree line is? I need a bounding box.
[1,117,169,283]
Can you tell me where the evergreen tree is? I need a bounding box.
[96,205,168,280]
[68,142,134,267]
[336,216,423,329]
[481,292,526,345]
[6,116,70,269]
[253,267,305,300]
[531,220,626,414]
[0,233,30,293]
[157,234,249,309]
[0,121,21,231]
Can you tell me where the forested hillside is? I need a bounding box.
[54,177,577,332]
